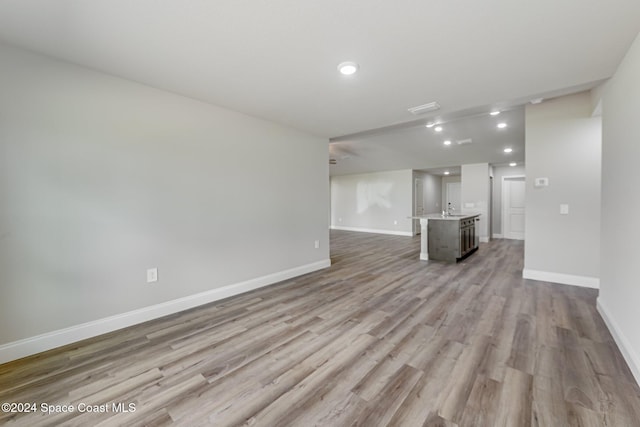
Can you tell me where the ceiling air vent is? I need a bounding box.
[407,102,440,115]
[456,138,472,145]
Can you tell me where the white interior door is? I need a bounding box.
[414,178,424,234]
[503,177,525,240]
[445,182,461,214]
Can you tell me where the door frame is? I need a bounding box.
[501,175,526,240]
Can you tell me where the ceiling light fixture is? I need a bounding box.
[504,148,513,153]
[337,61,359,75]
[444,171,450,175]
[434,126,443,132]
[497,123,507,129]
[509,162,517,167]
[426,122,436,128]
[530,98,544,104]
[443,140,451,146]
[490,111,501,116]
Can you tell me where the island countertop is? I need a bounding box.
[409,213,480,221]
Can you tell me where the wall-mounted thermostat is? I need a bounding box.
[534,177,549,188]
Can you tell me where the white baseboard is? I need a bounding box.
[597,298,640,386]
[330,225,413,237]
[0,259,331,365]
[480,236,490,243]
[522,269,600,289]
[492,233,503,239]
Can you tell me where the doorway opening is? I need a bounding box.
[502,176,525,240]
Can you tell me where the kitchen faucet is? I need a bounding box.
[447,202,455,216]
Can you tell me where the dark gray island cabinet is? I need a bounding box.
[412,214,480,262]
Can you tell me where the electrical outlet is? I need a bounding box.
[314,240,320,249]
[560,204,569,215]
[338,217,342,222]
[146,268,158,283]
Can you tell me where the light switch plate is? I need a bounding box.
[560,204,569,215]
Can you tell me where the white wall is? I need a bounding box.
[523,92,601,287]
[0,44,330,361]
[461,163,490,241]
[330,170,413,236]
[598,32,640,385]
[492,165,526,237]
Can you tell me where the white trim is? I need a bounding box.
[597,299,640,386]
[0,259,331,364]
[522,269,600,288]
[330,225,413,237]
[492,233,504,239]
[480,236,490,243]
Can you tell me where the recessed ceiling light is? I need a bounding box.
[444,171,450,175]
[504,148,513,153]
[497,123,507,129]
[434,126,443,132]
[490,111,501,116]
[509,162,517,167]
[443,140,451,146]
[337,61,359,75]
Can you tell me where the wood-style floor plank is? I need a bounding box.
[1,230,639,426]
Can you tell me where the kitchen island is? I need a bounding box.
[411,213,480,262]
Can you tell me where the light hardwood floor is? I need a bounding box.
[1,230,639,426]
